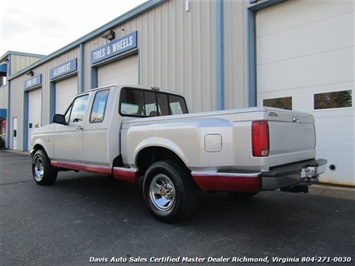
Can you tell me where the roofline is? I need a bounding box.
[8,0,167,81]
[0,51,46,61]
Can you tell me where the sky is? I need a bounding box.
[0,0,147,56]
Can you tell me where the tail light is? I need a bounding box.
[252,121,269,157]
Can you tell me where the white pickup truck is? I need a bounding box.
[31,84,327,223]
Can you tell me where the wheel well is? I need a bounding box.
[33,144,44,151]
[31,144,47,157]
[136,147,186,176]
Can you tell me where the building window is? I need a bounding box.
[263,97,292,110]
[314,90,352,110]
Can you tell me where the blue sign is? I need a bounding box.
[24,74,42,90]
[50,58,77,79]
[91,31,138,64]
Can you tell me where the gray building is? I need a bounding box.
[0,0,353,186]
[0,51,45,147]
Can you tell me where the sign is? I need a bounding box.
[24,74,42,90]
[50,58,77,79]
[91,31,138,64]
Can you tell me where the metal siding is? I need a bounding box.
[81,0,216,112]
[223,1,249,110]
[9,77,25,150]
[0,86,7,108]
[138,0,217,112]
[10,55,42,76]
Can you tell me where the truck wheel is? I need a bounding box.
[32,150,58,185]
[143,160,197,223]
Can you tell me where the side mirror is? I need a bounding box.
[53,114,67,125]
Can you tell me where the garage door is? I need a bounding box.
[56,76,78,114]
[28,89,41,150]
[256,0,354,186]
[98,55,138,87]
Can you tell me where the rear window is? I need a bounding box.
[119,87,188,117]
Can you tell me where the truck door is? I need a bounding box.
[53,94,90,164]
[82,89,111,167]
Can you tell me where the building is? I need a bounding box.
[0,51,45,147]
[0,0,353,186]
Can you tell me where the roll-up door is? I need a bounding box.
[55,76,78,114]
[98,55,138,87]
[28,89,41,150]
[256,0,354,186]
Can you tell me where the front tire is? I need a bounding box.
[143,160,197,223]
[32,150,58,185]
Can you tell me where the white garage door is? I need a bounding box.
[56,76,78,114]
[256,0,354,186]
[98,55,138,87]
[28,89,41,150]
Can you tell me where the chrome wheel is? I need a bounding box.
[143,160,197,223]
[149,174,176,213]
[32,150,58,185]
[34,156,44,182]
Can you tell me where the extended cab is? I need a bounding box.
[31,84,327,223]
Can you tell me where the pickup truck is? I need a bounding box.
[30,84,327,223]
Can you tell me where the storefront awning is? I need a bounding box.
[0,108,7,119]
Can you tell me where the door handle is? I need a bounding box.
[76,126,83,131]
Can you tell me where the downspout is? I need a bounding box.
[6,55,11,149]
[216,0,224,110]
[247,8,257,107]
[79,44,85,92]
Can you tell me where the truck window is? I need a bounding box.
[169,95,188,115]
[144,91,159,116]
[120,89,144,116]
[119,87,188,117]
[65,94,89,123]
[90,90,109,123]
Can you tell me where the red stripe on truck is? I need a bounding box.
[192,172,261,192]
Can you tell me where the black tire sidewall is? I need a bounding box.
[143,160,196,223]
[32,150,57,185]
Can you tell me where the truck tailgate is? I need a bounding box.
[266,108,316,167]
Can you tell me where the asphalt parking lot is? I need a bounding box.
[1,150,354,266]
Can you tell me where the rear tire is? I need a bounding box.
[32,150,58,185]
[143,160,197,223]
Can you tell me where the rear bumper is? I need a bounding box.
[261,159,327,191]
[191,159,327,193]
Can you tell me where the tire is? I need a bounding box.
[228,191,259,198]
[143,160,197,223]
[32,150,58,185]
